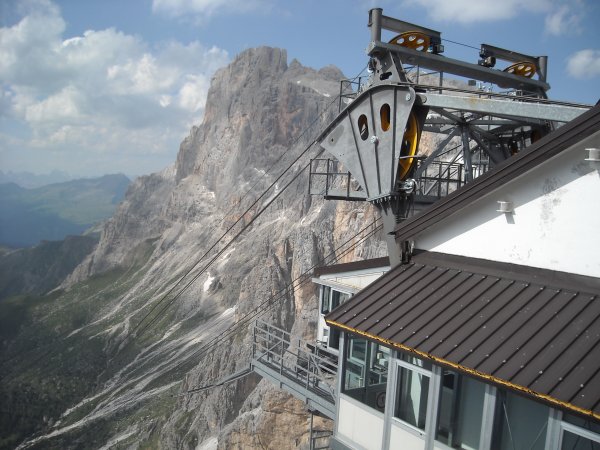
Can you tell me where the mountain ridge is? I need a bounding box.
[2,47,385,450]
[0,174,130,248]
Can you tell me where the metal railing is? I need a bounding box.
[415,158,490,201]
[252,319,338,400]
[338,77,364,112]
[308,158,367,201]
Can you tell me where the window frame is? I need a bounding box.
[391,354,435,434]
[558,420,600,449]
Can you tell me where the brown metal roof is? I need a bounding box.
[326,251,600,419]
[394,103,600,243]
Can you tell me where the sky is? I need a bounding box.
[1,0,599,179]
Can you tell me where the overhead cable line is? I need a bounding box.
[169,218,384,385]
[127,65,371,342]
[176,221,384,396]
[126,97,343,342]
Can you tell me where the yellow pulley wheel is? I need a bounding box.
[389,31,430,52]
[398,111,420,181]
[504,61,536,78]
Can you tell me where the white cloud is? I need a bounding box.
[406,0,552,24]
[177,75,210,112]
[566,49,600,79]
[152,0,269,19]
[0,0,229,176]
[544,3,583,35]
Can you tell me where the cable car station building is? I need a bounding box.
[325,105,600,450]
[250,8,599,450]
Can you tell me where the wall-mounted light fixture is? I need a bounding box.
[585,148,600,162]
[497,200,514,213]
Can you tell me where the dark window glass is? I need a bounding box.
[435,369,485,449]
[320,286,331,314]
[380,104,391,131]
[491,390,548,450]
[561,414,600,450]
[358,114,369,140]
[342,335,390,412]
[561,430,600,450]
[395,364,430,430]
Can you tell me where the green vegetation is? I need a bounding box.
[0,235,98,301]
[0,238,159,450]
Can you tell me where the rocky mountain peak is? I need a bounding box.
[13,47,385,449]
[175,47,341,187]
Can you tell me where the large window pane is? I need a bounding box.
[395,365,430,430]
[331,290,350,310]
[320,286,331,314]
[492,390,548,450]
[349,339,367,363]
[436,370,485,449]
[342,335,390,412]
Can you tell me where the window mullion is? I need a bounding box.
[479,383,497,450]
[382,354,399,450]
[544,408,562,450]
[425,365,442,450]
[561,420,600,444]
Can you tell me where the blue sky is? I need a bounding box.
[1,0,599,178]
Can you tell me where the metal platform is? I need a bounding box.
[250,319,338,419]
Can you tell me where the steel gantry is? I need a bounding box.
[310,8,591,266]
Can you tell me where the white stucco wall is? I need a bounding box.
[414,131,600,277]
[389,421,426,449]
[337,395,384,450]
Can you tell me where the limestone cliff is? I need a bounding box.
[11,47,386,449]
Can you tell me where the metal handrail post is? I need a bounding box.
[279,339,284,377]
[325,159,330,196]
[252,323,256,359]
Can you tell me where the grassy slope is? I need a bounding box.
[0,239,157,450]
[0,235,98,300]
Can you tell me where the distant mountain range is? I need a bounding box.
[0,170,73,189]
[0,174,130,248]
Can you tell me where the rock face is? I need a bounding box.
[12,47,386,449]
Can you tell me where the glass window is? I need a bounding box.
[394,359,431,430]
[491,390,548,450]
[436,369,486,449]
[380,104,391,131]
[358,114,369,140]
[561,414,600,450]
[349,338,367,363]
[329,327,340,350]
[563,414,600,434]
[320,287,350,315]
[561,430,600,450]
[342,334,390,412]
[320,286,331,314]
[331,290,350,311]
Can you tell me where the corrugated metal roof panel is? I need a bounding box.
[325,251,600,419]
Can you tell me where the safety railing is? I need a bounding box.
[308,158,367,201]
[252,319,338,400]
[338,77,364,112]
[415,157,490,201]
